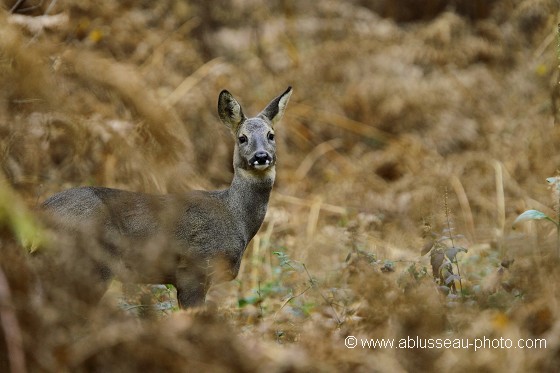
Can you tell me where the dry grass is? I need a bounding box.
[1,0,560,371]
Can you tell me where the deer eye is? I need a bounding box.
[267,132,275,141]
[238,135,248,144]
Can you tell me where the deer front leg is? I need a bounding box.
[175,267,208,308]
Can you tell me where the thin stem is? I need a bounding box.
[273,286,312,320]
[444,187,464,296]
[302,263,342,326]
[257,281,264,318]
[556,224,560,258]
[9,0,25,13]
[557,182,560,257]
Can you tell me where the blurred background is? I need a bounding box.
[1,0,560,371]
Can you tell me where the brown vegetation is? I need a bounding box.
[1,0,560,371]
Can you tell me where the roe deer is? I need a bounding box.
[41,87,293,308]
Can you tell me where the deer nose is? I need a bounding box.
[248,151,273,167]
[254,152,270,165]
[253,151,270,165]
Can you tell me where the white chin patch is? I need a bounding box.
[251,159,271,170]
[253,163,270,171]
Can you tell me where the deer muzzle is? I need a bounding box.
[249,151,273,170]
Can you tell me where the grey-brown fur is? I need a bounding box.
[42,87,293,308]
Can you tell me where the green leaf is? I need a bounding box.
[512,210,556,226]
[445,246,468,262]
[238,294,259,307]
[0,181,46,252]
[546,177,560,192]
[444,274,461,285]
[546,177,560,185]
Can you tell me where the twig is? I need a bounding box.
[163,58,225,107]
[290,103,391,144]
[44,0,58,15]
[557,189,560,258]
[554,175,560,257]
[449,175,475,242]
[18,0,43,13]
[9,0,26,13]
[123,304,150,311]
[274,286,312,317]
[257,281,264,318]
[295,139,343,181]
[306,197,322,239]
[493,160,506,256]
[273,193,346,215]
[444,187,464,296]
[302,264,342,326]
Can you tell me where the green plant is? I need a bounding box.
[236,249,296,314]
[513,176,560,257]
[0,176,45,252]
[423,189,468,296]
[237,249,342,324]
[275,251,342,325]
[237,280,285,309]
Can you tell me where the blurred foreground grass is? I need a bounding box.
[1,0,560,371]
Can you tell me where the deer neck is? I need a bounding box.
[225,167,275,241]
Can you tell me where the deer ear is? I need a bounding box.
[259,86,293,126]
[218,90,246,132]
